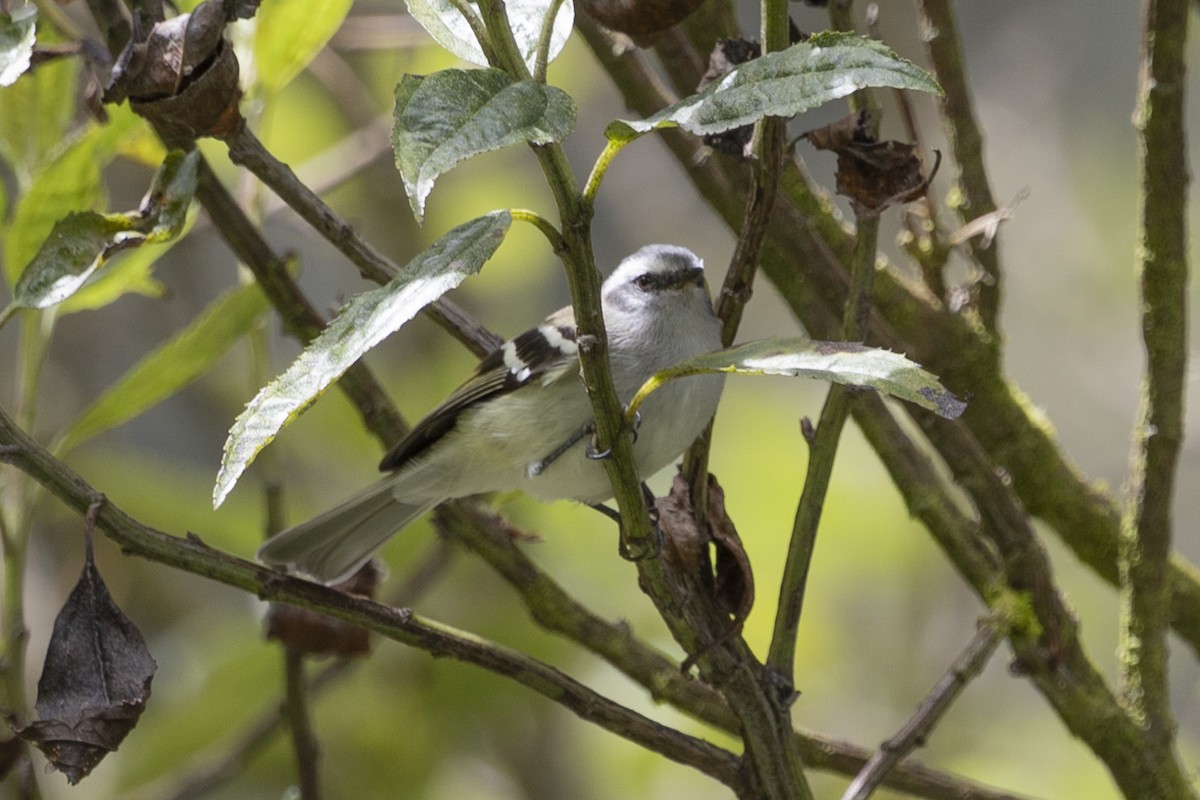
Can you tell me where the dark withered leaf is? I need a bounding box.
[834,140,928,211]
[656,475,708,576]
[705,475,754,628]
[804,108,869,151]
[698,39,760,157]
[105,0,227,104]
[656,474,754,629]
[17,543,156,784]
[266,562,377,656]
[107,0,243,146]
[806,111,931,213]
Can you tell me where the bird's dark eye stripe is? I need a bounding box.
[632,268,703,292]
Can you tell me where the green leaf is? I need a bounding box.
[58,209,196,315]
[404,0,572,73]
[138,148,200,242]
[253,0,353,93]
[393,69,575,220]
[0,6,36,87]
[12,212,139,308]
[626,337,967,422]
[5,135,105,285]
[10,151,199,309]
[56,283,270,453]
[0,23,75,181]
[608,32,942,141]
[213,211,511,508]
[3,106,143,285]
[505,0,574,71]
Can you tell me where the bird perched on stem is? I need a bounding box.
[259,244,725,583]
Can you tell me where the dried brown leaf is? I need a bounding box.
[706,476,754,631]
[18,520,156,784]
[806,111,933,212]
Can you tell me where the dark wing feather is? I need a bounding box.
[379,308,578,472]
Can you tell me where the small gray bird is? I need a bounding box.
[258,245,726,582]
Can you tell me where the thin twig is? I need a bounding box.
[472,0,658,563]
[841,622,1003,800]
[1120,0,1189,748]
[682,95,786,535]
[192,156,410,446]
[283,650,322,800]
[138,541,453,800]
[135,660,354,800]
[532,0,568,82]
[766,214,879,683]
[223,128,500,358]
[914,0,1003,332]
[0,406,743,791]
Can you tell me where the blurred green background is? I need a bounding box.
[3,0,1199,798]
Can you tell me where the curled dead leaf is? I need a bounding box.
[106,0,244,146]
[805,110,937,213]
[697,38,761,157]
[706,477,754,627]
[17,506,156,784]
[656,474,755,648]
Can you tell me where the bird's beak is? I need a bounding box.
[672,267,705,290]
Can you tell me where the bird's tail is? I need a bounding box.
[258,478,435,584]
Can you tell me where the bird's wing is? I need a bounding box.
[379,306,580,472]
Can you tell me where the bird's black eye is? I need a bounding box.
[634,274,654,292]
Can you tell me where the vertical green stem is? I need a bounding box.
[1,311,50,800]
[682,0,789,516]
[1120,0,1189,749]
[766,215,879,681]
[476,0,655,556]
[766,0,882,687]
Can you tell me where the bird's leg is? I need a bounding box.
[529,423,592,476]
[588,502,621,522]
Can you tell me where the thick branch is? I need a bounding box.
[579,14,1200,664]
[0,407,743,791]
[1121,0,1190,747]
[767,215,879,681]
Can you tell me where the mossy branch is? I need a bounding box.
[583,8,1200,796]
[1121,0,1190,749]
[0,405,745,790]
